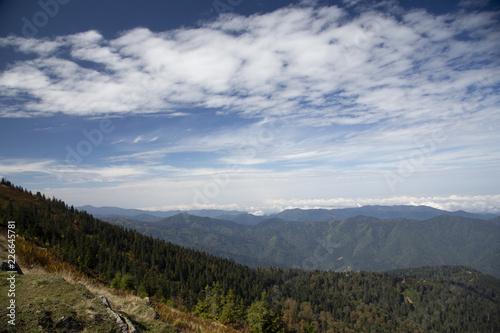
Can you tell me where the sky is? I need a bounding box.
[0,0,499,214]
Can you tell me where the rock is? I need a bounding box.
[99,295,111,308]
[144,297,160,320]
[55,316,74,329]
[144,296,154,307]
[99,295,137,333]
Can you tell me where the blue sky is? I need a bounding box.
[0,0,499,214]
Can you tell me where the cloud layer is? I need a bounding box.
[1,4,498,123]
[1,3,499,213]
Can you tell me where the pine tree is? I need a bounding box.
[247,292,271,332]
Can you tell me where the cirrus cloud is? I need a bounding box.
[0,2,499,214]
[0,4,498,127]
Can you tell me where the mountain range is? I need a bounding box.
[2,180,500,332]
[103,212,500,278]
[79,204,498,224]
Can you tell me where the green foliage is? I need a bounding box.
[246,292,289,332]
[121,272,135,290]
[110,271,123,289]
[105,211,500,278]
[247,292,271,332]
[219,289,240,324]
[194,283,244,324]
[110,271,134,290]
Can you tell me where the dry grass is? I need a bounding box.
[1,232,244,332]
[155,302,244,333]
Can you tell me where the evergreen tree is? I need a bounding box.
[1,180,499,333]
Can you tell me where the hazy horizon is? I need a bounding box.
[75,201,499,217]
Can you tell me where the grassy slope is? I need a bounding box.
[0,233,241,333]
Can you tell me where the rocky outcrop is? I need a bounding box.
[99,295,137,333]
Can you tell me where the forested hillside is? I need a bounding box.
[1,179,499,332]
[105,212,500,278]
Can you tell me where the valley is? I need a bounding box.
[102,212,500,278]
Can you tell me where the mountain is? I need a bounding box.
[103,214,283,268]
[2,179,500,332]
[215,212,268,225]
[81,204,498,225]
[269,205,498,222]
[78,204,245,220]
[106,213,500,278]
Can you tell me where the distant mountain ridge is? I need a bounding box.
[269,205,498,222]
[104,212,500,278]
[85,203,500,278]
[78,205,244,222]
[80,204,498,224]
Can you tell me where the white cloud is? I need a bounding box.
[111,139,126,144]
[0,159,146,184]
[1,3,499,213]
[37,174,500,214]
[104,150,170,163]
[0,159,53,174]
[50,165,146,183]
[132,135,144,144]
[0,4,497,127]
[3,153,498,214]
[264,194,500,214]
